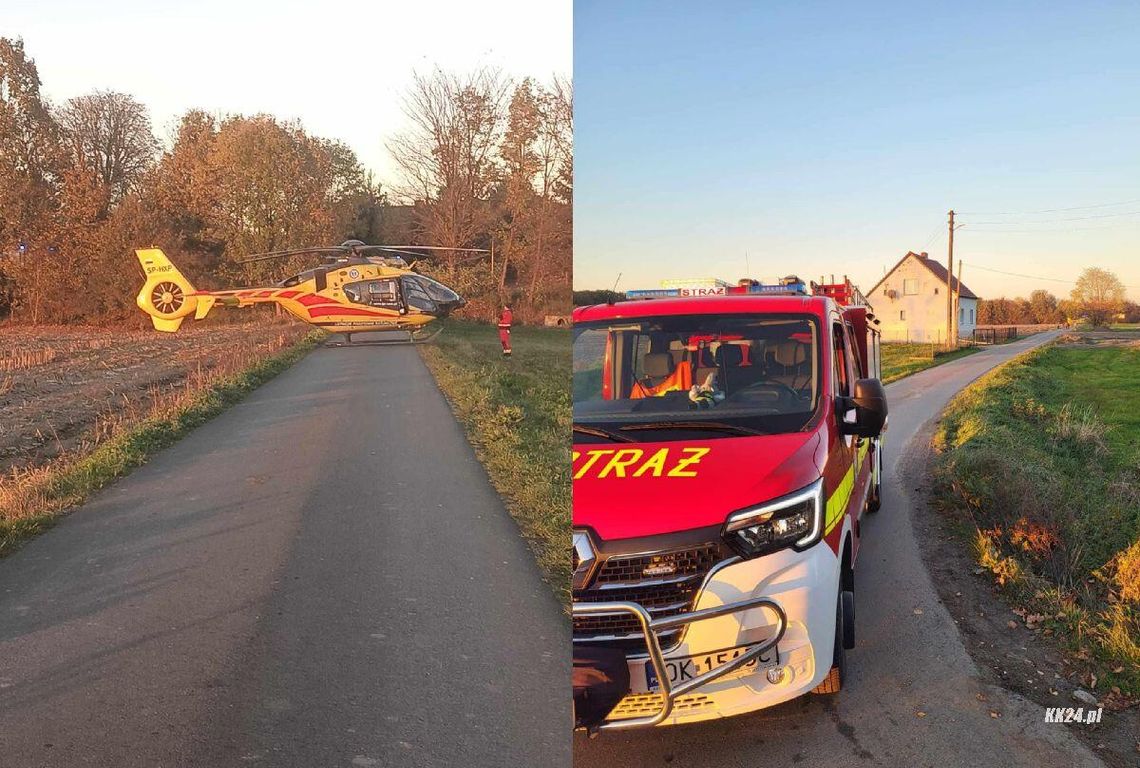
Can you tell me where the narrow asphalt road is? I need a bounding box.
[0,336,568,768]
[574,330,1106,768]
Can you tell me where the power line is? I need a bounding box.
[965,225,1133,233]
[967,209,1140,226]
[967,264,1074,283]
[918,221,944,251]
[966,262,1140,289]
[958,198,1140,216]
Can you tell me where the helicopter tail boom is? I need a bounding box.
[135,249,201,332]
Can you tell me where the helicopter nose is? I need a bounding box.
[436,297,465,317]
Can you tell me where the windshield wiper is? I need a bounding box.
[573,423,637,443]
[618,421,766,437]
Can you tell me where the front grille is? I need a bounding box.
[573,542,730,651]
[594,544,722,585]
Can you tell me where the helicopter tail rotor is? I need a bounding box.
[135,249,200,332]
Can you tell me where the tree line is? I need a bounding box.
[0,37,570,325]
[978,268,1136,328]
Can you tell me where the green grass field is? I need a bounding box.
[420,320,570,604]
[881,342,979,383]
[933,345,1140,699]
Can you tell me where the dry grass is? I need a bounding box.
[0,320,319,556]
[0,321,305,472]
[0,346,57,371]
[1052,403,1111,455]
[1106,538,1140,605]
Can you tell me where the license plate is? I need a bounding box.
[645,642,778,692]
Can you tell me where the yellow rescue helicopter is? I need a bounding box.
[136,240,480,344]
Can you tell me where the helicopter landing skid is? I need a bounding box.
[324,326,444,347]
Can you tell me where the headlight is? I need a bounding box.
[722,478,824,558]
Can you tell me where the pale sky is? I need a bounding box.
[3,0,571,189]
[575,2,1140,302]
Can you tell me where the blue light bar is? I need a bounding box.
[625,288,681,299]
[624,280,810,300]
[743,281,809,295]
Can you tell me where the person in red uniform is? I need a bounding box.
[498,304,513,357]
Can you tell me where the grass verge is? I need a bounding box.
[419,319,570,604]
[882,342,979,383]
[932,344,1140,703]
[0,330,322,558]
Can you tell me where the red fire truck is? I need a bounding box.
[572,276,886,733]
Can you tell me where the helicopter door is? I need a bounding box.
[345,278,403,311]
[366,279,401,308]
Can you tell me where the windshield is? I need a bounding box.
[573,313,821,441]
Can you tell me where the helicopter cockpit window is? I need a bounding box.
[416,275,461,304]
[344,278,401,309]
[401,276,437,313]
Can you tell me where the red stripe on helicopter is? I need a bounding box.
[297,294,330,307]
[277,290,301,299]
[255,290,275,298]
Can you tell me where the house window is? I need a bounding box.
[903,278,919,295]
[900,310,906,321]
[959,308,964,323]
[970,308,975,324]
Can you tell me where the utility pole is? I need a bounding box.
[946,209,956,350]
[954,260,963,345]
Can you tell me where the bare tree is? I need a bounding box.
[56,90,159,209]
[494,78,572,305]
[530,78,572,300]
[387,67,510,264]
[549,74,573,202]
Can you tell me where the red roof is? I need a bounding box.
[574,295,831,322]
[868,251,978,300]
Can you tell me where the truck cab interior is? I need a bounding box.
[627,332,816,405]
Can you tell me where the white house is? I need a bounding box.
[868,251,979,343]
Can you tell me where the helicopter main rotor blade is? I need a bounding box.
[235,243,492,266]
[237,247,348,264]
[359,246,432,260]
[377,245,491,253]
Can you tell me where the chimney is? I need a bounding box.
[919,252,928,259]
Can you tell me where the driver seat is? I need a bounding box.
[632,352,692,398]
[769,341,808,389]
[713,343,744,392]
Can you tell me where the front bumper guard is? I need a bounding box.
[573,596,787,732]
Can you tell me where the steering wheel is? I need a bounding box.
[734,380,802,401]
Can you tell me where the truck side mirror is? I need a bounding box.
[847,378,888,437]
